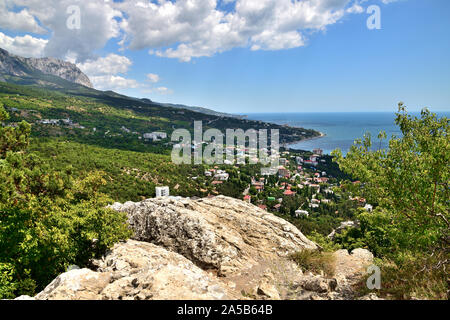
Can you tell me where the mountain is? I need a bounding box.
[160,102,246,119]
[0,48,249,119]
[0,48,92,88]
[0,48,321,149]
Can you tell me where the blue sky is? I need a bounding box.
[1,0,449,113]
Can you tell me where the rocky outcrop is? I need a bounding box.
[0,48,93,88]
[29,196,375,300]
[35,240,235,300]
[109,196,317,277]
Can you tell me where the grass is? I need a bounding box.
[289,250,336,277]
[354,252,449,300]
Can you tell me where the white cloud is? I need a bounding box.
[90,75,140,91]
[8,0,122,62]
[77,54,170,95]
[0,1,46,34]
[0,0,403,63]
[77,54,132,77]
[154,86,173,95]
[146,73,160,83]
[0,31,47,57]
[76,54,140,91]
[116,0,360,62]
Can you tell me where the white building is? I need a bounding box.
[214,173,229,181]
[155,186,170,197]
[295,210,309,218]
[144,132,168,141]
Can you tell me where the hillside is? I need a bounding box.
[0,82,320,150]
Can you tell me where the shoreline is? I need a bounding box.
[286,131,326,149]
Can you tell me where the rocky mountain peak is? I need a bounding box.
[0,48,93,88]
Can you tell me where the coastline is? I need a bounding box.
[286,131,326,149]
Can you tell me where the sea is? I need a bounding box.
[246,112,449,155]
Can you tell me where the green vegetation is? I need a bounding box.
[1,77,448,300]
[290,250,336,277]
[0,82,320,151]
[332,104,449,300]
[0,104,132,299]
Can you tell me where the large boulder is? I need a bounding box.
[110,196,317,277]
[35,240,235,300]
[32,196,375,300]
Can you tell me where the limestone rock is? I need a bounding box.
[0,48,93,88]
[256,272,281,300]
[110,196,317,277]
[35,240,235,300]
[31,196,375,300]
[14,295,35,300]
[35,269,112,300]
[359,293,383,300]
[350,248,374,262]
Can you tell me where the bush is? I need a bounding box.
[289,250,336,277]
[0,104,132,298]
[355,252,449,300]
[333,105,449,299]
[308,231,342,252]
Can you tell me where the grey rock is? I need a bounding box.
[110,195,318,277]
[0,48,92,88]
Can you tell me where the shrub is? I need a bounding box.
[0,104,132,298]
[289,250,336,277]
[355,252,449,300]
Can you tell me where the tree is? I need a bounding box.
[0,104,132,298]
[333,104,449,253]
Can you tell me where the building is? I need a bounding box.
[214,172,229,181]
[283,190,296,196]
[278,166,290,178]
[303,159,318,166]
[313,148,324,156]
[144,132,168,141]
[295,210,309,218]
[204,171,212,177]
[155,186,170,197]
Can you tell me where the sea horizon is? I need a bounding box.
[245,111,449,155]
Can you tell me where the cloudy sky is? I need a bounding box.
[0,0,449,112]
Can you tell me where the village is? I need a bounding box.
[155,145,373,223]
